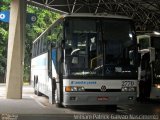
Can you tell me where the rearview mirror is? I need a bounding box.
[72,57,79,64]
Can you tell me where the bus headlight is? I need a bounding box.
[77,86,85,91]
[121,87,128,92]
[65,86,85,92]
[128,87,136,92]
[121,87,136,92]
[71,86,78,91]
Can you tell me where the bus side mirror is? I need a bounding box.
[137,43,140,50]
[129,50,141,66]
[129,50,134,60]
[137,53,141,67]
[129,50,134,65]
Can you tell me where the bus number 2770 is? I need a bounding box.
[122,81,134,87]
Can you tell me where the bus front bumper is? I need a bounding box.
[62,92,136,106]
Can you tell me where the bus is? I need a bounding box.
[31,13,139,107]
[137,33,160,100]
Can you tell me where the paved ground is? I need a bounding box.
[0,84,160,120]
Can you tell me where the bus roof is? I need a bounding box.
[62,13,132,20]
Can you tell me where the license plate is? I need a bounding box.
[97,97,108,101]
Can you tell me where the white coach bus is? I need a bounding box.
[31,13,139,107]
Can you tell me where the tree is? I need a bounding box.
[0,2,60,83]
[0,1,10,82]
[24,5,60,82]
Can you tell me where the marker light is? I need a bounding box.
[121,87,136,92]
[65,86,71,92]
[65,86,85,92]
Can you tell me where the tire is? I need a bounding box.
[36,87,42,96]
[34,76,42,96]
[105,105,117,111]
[55,103,64,108]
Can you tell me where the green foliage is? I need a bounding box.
[1,0,11,2]
[0,2,10,79]
[0,3,60,82]
[24,5,60,82]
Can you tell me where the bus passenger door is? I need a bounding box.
[48,44,57,104]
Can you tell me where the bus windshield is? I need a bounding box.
[64,17,137,79]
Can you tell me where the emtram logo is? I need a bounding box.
[71,81,97,85]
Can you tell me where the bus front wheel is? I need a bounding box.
[55,103,64,108]
[105,105,117,111]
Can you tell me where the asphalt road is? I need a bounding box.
[4,102,160,120]
[0,84,160,120]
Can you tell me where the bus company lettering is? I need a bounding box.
[71,81,97,85]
